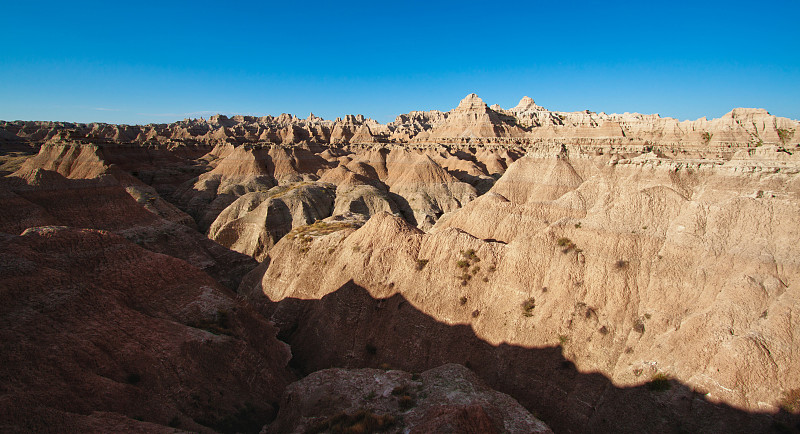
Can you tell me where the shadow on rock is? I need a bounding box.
[250,280,800,434]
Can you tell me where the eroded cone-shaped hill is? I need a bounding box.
[0,227,294,433]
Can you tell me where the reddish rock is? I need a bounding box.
[0,227,294,433]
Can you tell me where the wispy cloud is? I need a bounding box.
[93,107,121,112]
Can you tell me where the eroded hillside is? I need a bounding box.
[2,94,799,433]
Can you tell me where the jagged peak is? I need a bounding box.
[455,93,488,111]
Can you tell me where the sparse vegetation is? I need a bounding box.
[289,220,359,240]
[522,297,536,317]
[461,249,480,262]
[701,131,713,145]
[188,310,234,336]
[557,237,578,253]
[646,372,672,392]
[392,385,417,410]
[459,296,468,305]
[456,249,482,285]
[471,309,480,318]
[780,388,800,413]
[559,335,569,345]
[415,259,429,270]
[615,259,629,269]
[633,318,646,334]
[599,326,609,335]
[308,410,396,434]
[574,222,582,229]
[777,128,795,146]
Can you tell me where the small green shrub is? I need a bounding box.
[599,326,609,335]
[701,131,713,145]
[557,237,577,253]
[633,319,646,334]
[471,309,480,318]
[471,266,480,274]
[459,296,468,305]
[615,260,629,269]
[558,335,569,345]
[574,222,582,229]
[415,259,429,270]
[461,249,479,261]
[456,260,470,268]
[522,297,536,316]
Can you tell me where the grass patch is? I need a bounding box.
[289,220,359,240]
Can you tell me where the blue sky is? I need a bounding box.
[2,1,798,124]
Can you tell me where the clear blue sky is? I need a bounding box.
[2,0,798,124]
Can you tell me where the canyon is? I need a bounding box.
[1,94,799,433]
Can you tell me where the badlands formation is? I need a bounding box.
[1,94,800,433]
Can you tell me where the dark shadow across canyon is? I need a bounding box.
[248,280,800,434]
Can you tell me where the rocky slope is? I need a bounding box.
[2,95,799,433]
[238,145,800,432]
[266,364,551,433]
[0,227,294,433]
